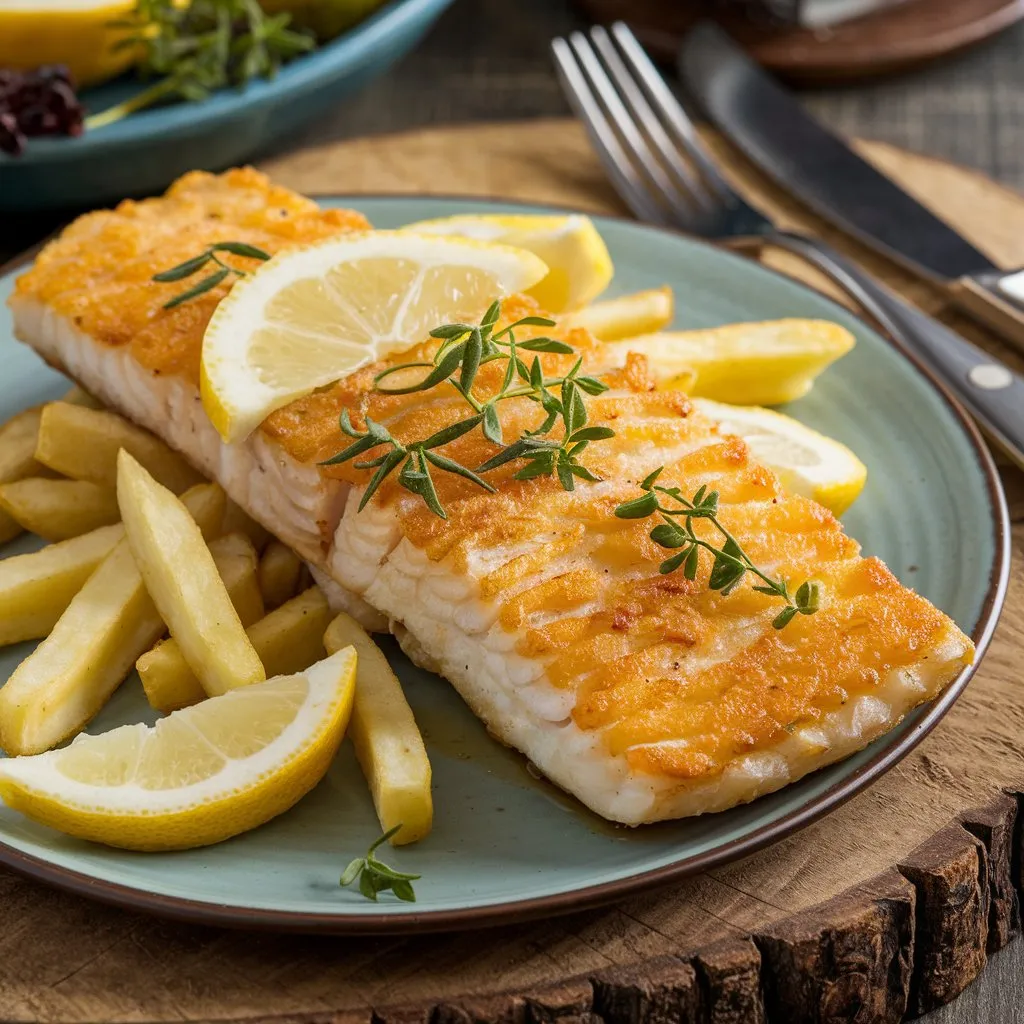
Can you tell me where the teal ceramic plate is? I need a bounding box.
[0,196,1009,933]
[0,0,455,212]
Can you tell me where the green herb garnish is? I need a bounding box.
[86,0,314,131]
[615,468,820,629]
[321,300,616,518]
[152,241,270,309]
[340,825,420,902]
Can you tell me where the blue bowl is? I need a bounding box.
[0,0,454,212]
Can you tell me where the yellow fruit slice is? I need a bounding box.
[201,231,548,443]
[695,398,868,516]
[0,0,137,89]
[561,286,673,341]
[0,647,357,851]
[605,319,855,406]
[404,213,613,313]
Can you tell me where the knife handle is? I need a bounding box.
[765,231,1024,472]
[951,272,1024,354]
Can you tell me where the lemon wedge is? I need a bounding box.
[0,0,138,89]
[404,213,613,313]
[200,231,548,443]
[695,398,868,516]
[0,648,357,851]
[605,319,855,406]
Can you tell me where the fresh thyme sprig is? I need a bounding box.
[340,825,420,903]
[86,0,314,131]
[615,468,820,629]
[152,241,270,308]
[320,300,616,518]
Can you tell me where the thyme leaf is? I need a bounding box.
[615,472,821,629]
[152,241,271,308]
[322,300,616,517]
[340,825,420,903]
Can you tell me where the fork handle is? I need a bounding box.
[763,230,1024,472]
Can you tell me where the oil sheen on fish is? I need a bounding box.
[8,170,974,825]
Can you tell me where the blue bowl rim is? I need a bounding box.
[0,192,1010,935]
[0,0,455,166]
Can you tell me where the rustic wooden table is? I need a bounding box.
[2,119,1022,1023]
[5,3,1024,1018]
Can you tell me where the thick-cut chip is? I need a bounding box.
[0,523,123,647]
[0,508,18,547]
[0,483,225,755]
[0,478,120,541]
[222,499,271,552]
[324,612,432,846]
[36,403,204,493]
[117,453,264,697]
[0,407,50,544]
[257,540,303,609]
[137,533,265,710]
[61,385,103,409]
[561,286,674,341]
[0,407,48,483]
[142,586,330,713]
[0,387,105,542]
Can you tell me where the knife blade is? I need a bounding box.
[677,21,1024,351]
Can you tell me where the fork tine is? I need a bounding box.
[551,37,669,226]
[567,31,696,225]
[588,25,712,210]
[609,21,735,203]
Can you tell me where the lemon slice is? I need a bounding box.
[695,398,868,516]
[201,231,548,443]
[404,214,613,313]
[0,648,357,851]
[0,0,138,89]
[606,319,855,406]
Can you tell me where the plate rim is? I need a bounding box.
[0,193,1010,934]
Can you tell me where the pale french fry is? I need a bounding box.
[561,286,674,341]
[117,452,263,697]
[206,533,264,628]
[222,499,271,552]
[246,587,329,679]
[0,523,124,648]
[61,385,103,409]
[0,482,225,755]
[0,511,18,547]
[0,389,104,545]
[0,407,47,483]
[258,541,302,609]
[36,403,204,493]
[136,534,265,711]
[324,612,432,846]
[0,478,120,541]
[0,407,49,545]
[142,587,330,713]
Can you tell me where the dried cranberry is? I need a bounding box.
[0,111,25,156]
[0,64,85,154]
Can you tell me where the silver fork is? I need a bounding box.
[551,22,1024,471]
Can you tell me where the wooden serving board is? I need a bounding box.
[0,121,1022,1023]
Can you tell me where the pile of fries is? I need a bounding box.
[0,389,431,848]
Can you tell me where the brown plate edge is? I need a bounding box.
[0,194,1011,935]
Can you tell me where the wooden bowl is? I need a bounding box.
[574,0,1024,84]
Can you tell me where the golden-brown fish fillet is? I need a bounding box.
[8,170,974,824]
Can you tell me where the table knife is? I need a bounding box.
[677,21,1024,353]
